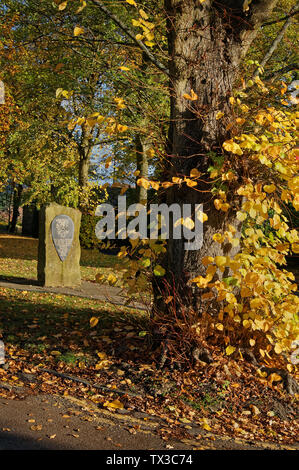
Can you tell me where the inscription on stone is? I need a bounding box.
[51,214,74,261]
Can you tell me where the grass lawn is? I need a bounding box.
[0,233,123,283]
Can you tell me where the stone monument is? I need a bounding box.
[38,203,81,287]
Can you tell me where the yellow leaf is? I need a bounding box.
[103,399,124,410]
[183,89,198,101]
[264,184,276,193]
[139,9,148,19]
[291,243,299,254]
[137,178,151,190]
[214,199,222,210]
[107,274,117,285]
[97,352,107,360]
[250,404,260,416]
[201,422,212,431]
[216,111,224,120]
[186,178,197,187]
[76,1,87,13]
[274,344,282,354]
[226,293,237,303]
[223,139,243,155]
[216,323,224,331]
[95,273,104,283]
[215,256,227,267]
[268,373,282,384]
[190,168,201,178]
[58,1,67,11]
[182,217,195,230]
[220,203,230,212]
[74,26,84,36]
[226,345,236,356]
[213,233,223,243]
[117,124,128,132]
[90,317,99,328]
[150,181,159,191]
[126,0,137,5]
[236,211,247,221]
[196,211,208,223]
[202,256,214,266]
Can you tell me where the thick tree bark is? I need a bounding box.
[153,0,279,315]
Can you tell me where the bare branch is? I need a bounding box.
[262,8,299,26]
[253,4,298,78]
[89,0,169,76]
[264,63,298,80]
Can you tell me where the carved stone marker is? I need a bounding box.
[51,215,75,261]
[38,203,81,287]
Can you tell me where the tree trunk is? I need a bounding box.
[153,0,279,315]
[136,136,150,204]
[78,124,93,212]
[8,184,23,234]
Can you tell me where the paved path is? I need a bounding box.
[0,394,193,450]
[0,393,286,451]
[0,278,147,310]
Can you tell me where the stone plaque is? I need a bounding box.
[51,214,75,261]
[38,203,81,287]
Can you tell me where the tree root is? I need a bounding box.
[192,347,213,364]
[260,367,299,395]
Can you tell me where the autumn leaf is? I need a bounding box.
[58,1,67,11]
[74,26,85,36]
[103,399,124,410]
[90,317,99,328]
[225,345,236,356]
[183,89,198,101]
[153,265,165,276]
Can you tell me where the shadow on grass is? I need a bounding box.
[0,236,37,261]
[0,289,147,364]
[0,233,122,270]
[0,275,39,285]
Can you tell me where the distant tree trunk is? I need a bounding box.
[78,124,93,212]
[136,136,150,204]
[153,0,279,314]
[8,184,23,233]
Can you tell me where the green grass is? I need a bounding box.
[0,233,124,283]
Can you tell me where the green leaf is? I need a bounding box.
[153,265,166,276]
[139,331,147,337]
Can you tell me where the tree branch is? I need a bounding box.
[249,0,280,29]
[262,8,299,26]
[89,0,169,76]
[264,63,298,80]
[253,4,298,78]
